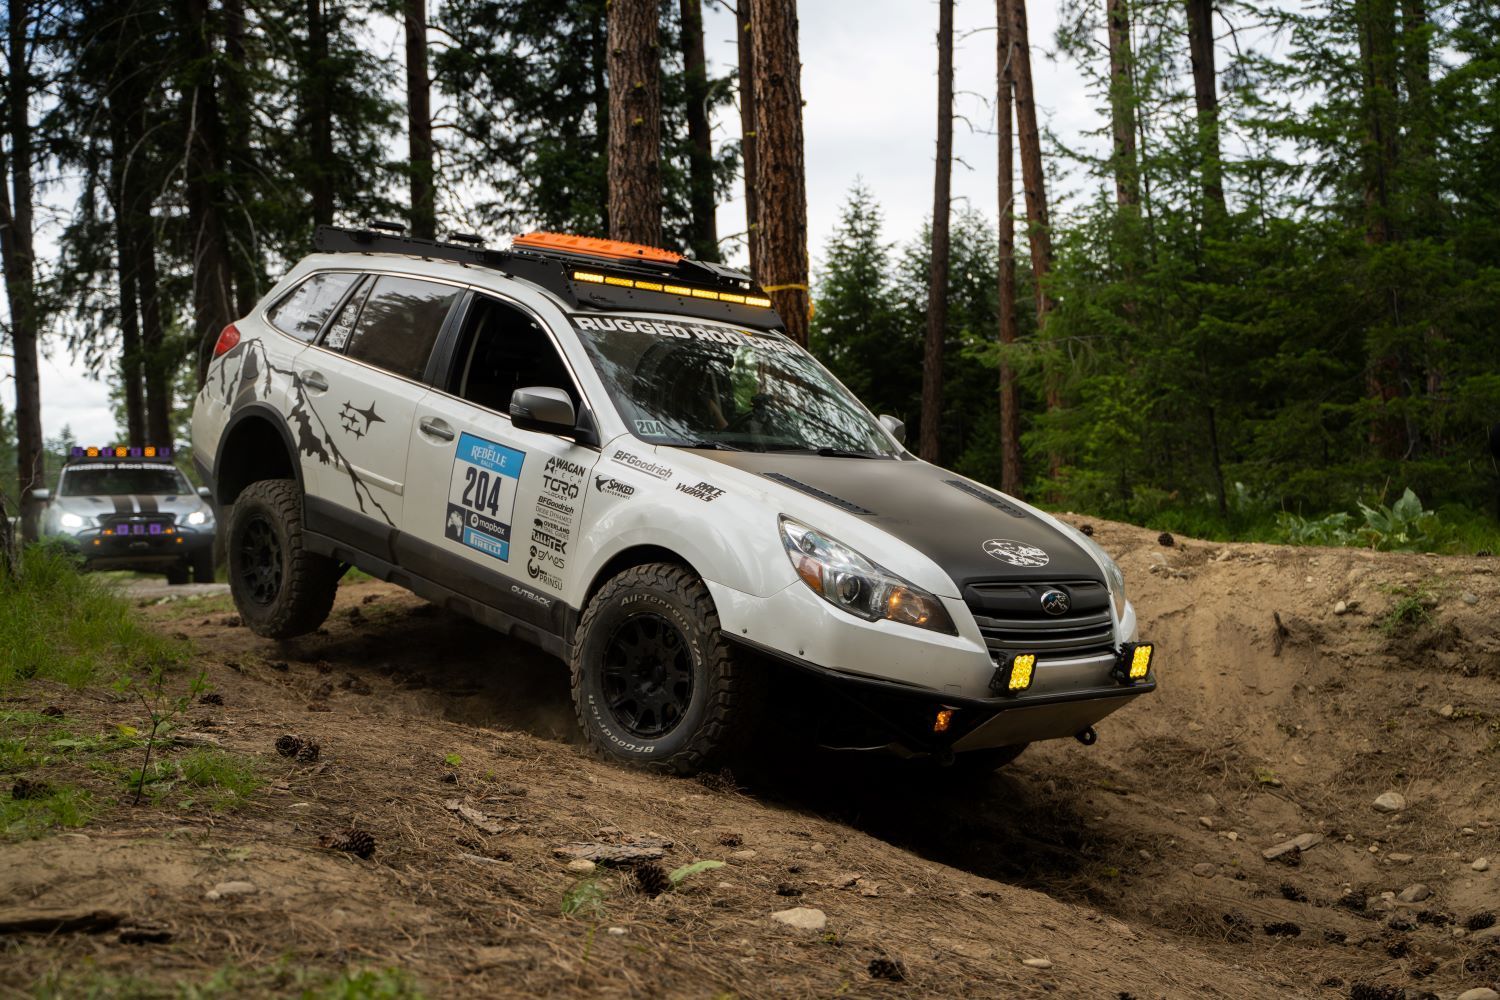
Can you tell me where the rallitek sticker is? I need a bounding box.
[445,433,525,561]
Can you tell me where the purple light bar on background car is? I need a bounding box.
[69,445,173,459]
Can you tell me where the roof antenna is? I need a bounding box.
[448,232,486,247]
[366,219,406,235]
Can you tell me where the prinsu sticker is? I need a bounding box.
[445,433,525,561]
[982,538,1050,568]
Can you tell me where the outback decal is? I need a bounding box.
[594,475,635,498]
[510,584,554,609]
[982,538,1050,568]
[209,338,393,526]
[612,449,671,480]
[674,481,724,503]
[571,314,799,356]
[338,400,383,439]
[445,433,524,562]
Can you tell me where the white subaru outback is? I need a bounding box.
[191,224,1155,773]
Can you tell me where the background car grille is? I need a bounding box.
[963,579,1117,660]
[97,513,176,535]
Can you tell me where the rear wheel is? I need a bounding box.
[570,563,759,774]
[227,479,340,639]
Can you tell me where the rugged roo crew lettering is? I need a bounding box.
[571,314,798,354]
[445,433,525,561]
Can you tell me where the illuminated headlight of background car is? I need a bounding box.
[186,510,209,526]
[778,515,956,634]
[58,512,86,530]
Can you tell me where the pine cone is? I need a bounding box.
[275,734,303,758]
[1157,531,1176,547]
[199,693,223,706]
[297,740,321,763]
[11,778,52,800]
[633,862,670,898]
[312,681,334,700]
[320,827,376,859]
[867,958,906,982]
[718,832,744,848]
[1079,524,1094,536]
[39,705,64,717]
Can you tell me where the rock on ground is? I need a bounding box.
[769,907,826,931]
[1373,791,1406,813]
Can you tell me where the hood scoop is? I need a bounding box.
[762,472,873,515]
[947,479,1026,518]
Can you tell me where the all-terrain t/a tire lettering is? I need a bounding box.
[227,479,341,639]
[571,563,759,773]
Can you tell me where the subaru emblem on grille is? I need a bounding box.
[1039,589,1070,615]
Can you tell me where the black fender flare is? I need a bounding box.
[211,402,304,505]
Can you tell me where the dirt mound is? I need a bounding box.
[3,521,1497,998]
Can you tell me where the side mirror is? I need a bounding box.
[878,414,906,445]
[197,486,213,500]
[510,387,577,436]
[29,488,51,502]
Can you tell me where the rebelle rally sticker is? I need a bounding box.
[446,433,525,561]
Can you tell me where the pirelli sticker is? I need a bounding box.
[445,433,525,561]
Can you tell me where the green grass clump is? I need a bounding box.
[0,546,189,693]
[1380,588,1434,636]
[129,748,262,811]
[2,783,93,840]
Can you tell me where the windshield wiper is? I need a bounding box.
[816,447,879,459]
[687,440,743,451]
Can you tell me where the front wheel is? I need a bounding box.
[570,563,759,774]
[226,479,340,639]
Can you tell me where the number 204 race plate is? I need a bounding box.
[445,432,525,561]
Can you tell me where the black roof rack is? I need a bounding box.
[312,224,786,333]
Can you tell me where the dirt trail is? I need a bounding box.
[3,520,1498,998]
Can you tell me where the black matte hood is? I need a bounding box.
[695,451,1102,588]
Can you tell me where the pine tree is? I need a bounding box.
[919,0,954,463]
[607,0,662,246]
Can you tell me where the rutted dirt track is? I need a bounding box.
[3,519,1498,998]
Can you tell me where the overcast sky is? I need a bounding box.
[9,1,1095,449]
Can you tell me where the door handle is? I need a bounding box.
[300,370,329,392]
[419,416,455,442]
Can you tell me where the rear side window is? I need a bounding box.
[343,275,459,381]
[266,271,359,342]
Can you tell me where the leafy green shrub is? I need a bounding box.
[0,546,188,692]
[1273,488,1471,552]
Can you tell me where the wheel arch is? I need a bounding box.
[212,404,302,506]
[580,543,700,611]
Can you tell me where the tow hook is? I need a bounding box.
[1075,726,1098,746]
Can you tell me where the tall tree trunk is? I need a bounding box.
[108,101,146,443]
[183,0,235,401]
[996,0,1021,498]
[736,3,759,277]
[1,0,42,542]
[607,0,662,247]
[1357,0,1404,459]
[1185,0,1224,216]
[1107,0,1139,208]
[1004,0,1058,472]
[590,16,609,235]
[920,0,954,463]
[1399,0,1436,231]
[222,0,258,315]
[306,0,334,226]
[750,0,809,346]
[680,0,719,261]
[405,0,436,239]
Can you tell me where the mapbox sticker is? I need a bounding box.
[445,433,525,561]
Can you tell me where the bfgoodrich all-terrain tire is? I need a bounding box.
[571,563,759,774]
[227,479,341,639]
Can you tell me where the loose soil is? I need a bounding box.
[2,519,1498,998]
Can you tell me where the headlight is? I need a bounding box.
[186,510,208,526]
[778,515,956,633]
[58,512,86,529]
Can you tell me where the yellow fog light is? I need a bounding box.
[933,708,955,733]
[1130,643,1153,680]
[1009,654,1036,691]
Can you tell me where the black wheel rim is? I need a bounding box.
[237,515,282,606]
[600,613,693,739]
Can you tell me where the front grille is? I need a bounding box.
[964,579,1116,660]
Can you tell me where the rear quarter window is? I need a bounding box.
[266,271,360,342]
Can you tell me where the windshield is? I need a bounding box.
[61,463,192,497]
[571,314,901,457]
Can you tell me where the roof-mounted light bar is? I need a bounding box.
[69,445,173,459]
[571,270,772,309]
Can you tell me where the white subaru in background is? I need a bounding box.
[191,224,1155,774]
